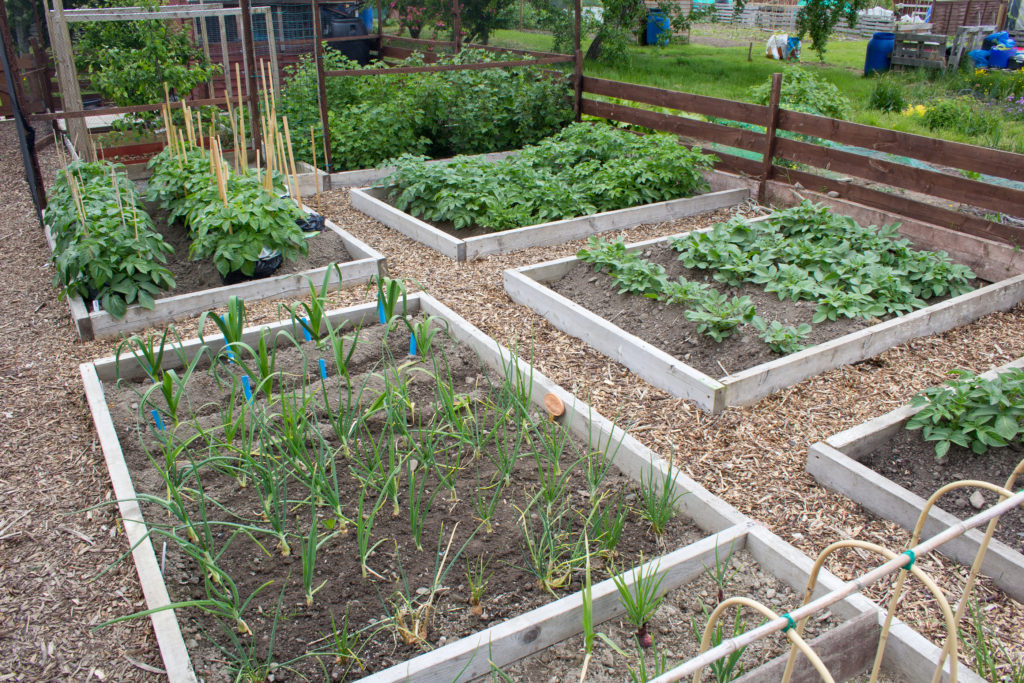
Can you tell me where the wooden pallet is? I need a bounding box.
[891,31,948,68]
[947,24,996,69]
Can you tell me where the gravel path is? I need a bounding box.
[2,119,1022,679]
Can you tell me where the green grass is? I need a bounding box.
[489,27,1024,154]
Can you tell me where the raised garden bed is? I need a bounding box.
[82,292,977,682]
[504,196,1024,413]
[45,208,382,341]
[351,173,747,262]
[807,357,1024,604]
[349,123,750,261]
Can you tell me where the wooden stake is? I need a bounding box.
[309,126,321,214]
[282,116,301,208]
[235,62,247,172]
[225,92,238,173]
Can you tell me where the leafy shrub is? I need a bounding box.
[906,368,1024,459]
[748,66,851,119]
[277,49,573,171]
[752,317,811,354]
[922,97,1000,138]
[384,123,716,231]
[868,76,907,113]
[45,160,176,318]
[76,0,219,105]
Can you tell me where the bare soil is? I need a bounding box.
[862,430,1024,554]
[147,207,351,300]
[548,242,872,378]
[103,317,702,680]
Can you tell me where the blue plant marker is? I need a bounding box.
[378,300,386,325]
[151,409,165,431]
[242,375,253,402]
[318,358,328,380]
[300,317,312,342]
[409,331,417,356]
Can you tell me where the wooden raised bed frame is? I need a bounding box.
[46,209,385,341]
[83,292,974,682]
[349,171,749,262]
[503,183,1024,414]
[806,357,1024,605]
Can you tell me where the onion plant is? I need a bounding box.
[285,263,341,346]
[114,326,186,383]
[198,295,247,361]
[300,515,332,607]
[465,555,492,616]
[638,460,685,537]
[354,473,392,578]
[613,558,665,649]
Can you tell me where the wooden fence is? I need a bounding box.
[0,39,53,117]
[579,75,1024,248]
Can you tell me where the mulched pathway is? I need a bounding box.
[2,119,1021,679]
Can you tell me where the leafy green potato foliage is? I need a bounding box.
[45,160,175,318]
[907,368,1024,459]
[147,149,309,278]
[278,49,573,172]
[383,123,716,231]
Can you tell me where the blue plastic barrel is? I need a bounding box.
[360,7,375,32]
[989,46,1013,68]
[646,9,669,46]
[864,32,895,75]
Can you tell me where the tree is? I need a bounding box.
[795,0,868,60]
[75,0,219,105]
[584,0,645,63]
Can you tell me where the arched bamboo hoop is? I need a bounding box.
[780,540,959,683]
[691,596,834,683]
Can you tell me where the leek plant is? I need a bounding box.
[638,460,686,537]
[198,295,247,361]
[141,350,203,427]
[354,473,392,578]
[285,263,341,346]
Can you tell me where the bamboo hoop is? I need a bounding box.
[693,597,834,683]
[649,489,1024,683]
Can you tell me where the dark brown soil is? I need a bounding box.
[104,317,703,681]
[151,207,352,299]
[862,429,1024,554]
[548,243,872,379]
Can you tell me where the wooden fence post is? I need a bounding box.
[452,0,461,52]
[573,0,582,121]
[758,72,782,204]
[376,0,383,55]
[311,0,332,182]
[239,0,263,158]
[48,0,89,160]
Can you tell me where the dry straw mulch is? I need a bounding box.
[1,121,1020,679]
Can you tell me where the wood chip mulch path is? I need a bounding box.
[1,119,1021,679]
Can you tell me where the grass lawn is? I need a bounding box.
[490,26,1024,154]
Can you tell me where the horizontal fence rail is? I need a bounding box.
[579,75,1024,248]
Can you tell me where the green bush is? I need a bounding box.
[923,97,1000,137]
[868,76,907,113]
[277,49,573,171]
[748,66,851,119]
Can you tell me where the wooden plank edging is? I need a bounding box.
[349,171,749,262]
[805,357,1024,604]
[47,211,384,340]
[504,209,1024,413]
[84,292,754,679]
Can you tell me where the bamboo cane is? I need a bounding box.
[310,126,321,214]
[650,488,1024,683]
[225,92,238,174]
[235,62,247,172]
[282,116,301,208]
[110,166,128,234]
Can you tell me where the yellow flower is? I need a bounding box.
[901,104,927,116]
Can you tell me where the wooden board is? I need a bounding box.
[582,76,769,127]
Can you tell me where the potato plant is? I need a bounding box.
[383,123,716,231]
[147,148,309,278]
[45,160,175,318]
[907,368,1024,459]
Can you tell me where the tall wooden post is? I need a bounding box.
[49,0,89,159]
[197,6,213,99]
[573,0,582,121]
[239,0,263,156]
[311,0,332,181]
[758,72,783,204]
[376,0,383,55]
[452,0,461,52]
